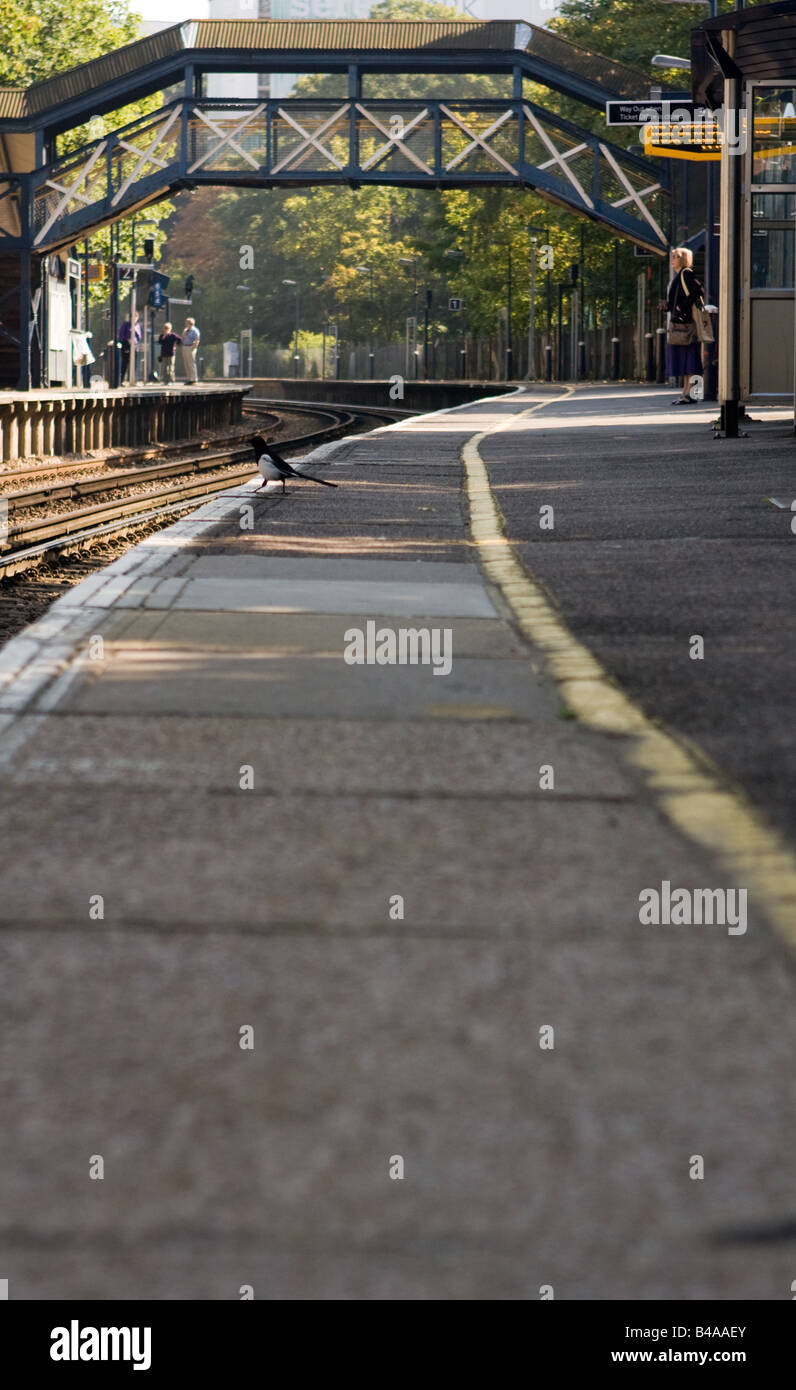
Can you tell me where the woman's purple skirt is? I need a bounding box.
[666,340,702,377]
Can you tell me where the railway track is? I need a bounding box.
[0,415,281,492]
[0,401,398,579]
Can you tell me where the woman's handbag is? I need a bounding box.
[667,320,696,347]
[668,269,712,346]
[692,301,714,344]
[667,270,696,346]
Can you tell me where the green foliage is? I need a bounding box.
[163,172,654,355]
[0,0,39,87]
[0,0,140,86]
[369,0,462,17]
[0,0,686,346]
[550,0,730,80]
[159,0,683,353]
[0,0,180,302]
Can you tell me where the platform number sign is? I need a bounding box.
[448,297,463,311]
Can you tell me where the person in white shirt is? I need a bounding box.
[181,318,200,383]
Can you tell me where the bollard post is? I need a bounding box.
[578,339,586,379]
[656,327,667,384]
[544,344,553,381]
[645,332,655,382]
[610,336,620,380]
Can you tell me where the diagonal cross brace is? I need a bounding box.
[442,105,517,176]
[523,105,594,211]
[34,141,108,246]
[598,142,666,245]
[112,105,182,205]
[188,103,266,174]
[357,105,433,176]
[271,105,348,174]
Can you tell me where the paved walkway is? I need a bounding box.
[1,386,795,1299]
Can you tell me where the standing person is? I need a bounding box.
[118,311,141,384]
[665,247,704,405]
[157,321,182,383]
[181,318,200,383]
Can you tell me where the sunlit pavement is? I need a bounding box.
[0,384,794,1300]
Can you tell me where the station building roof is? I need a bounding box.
[692,0,796,108]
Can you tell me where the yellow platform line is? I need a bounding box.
[462,389,796,948]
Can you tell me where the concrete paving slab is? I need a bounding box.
[52,649,551,721]
[183,556,485,584]
[194,528,475,564]
[0,931,792,1299]
[164,577,498,618]
[80,610,525,660]
[3,1241,795,1301]
[3,713,635,797]
[0,781,750,933]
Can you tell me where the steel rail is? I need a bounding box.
[0,404,363,579]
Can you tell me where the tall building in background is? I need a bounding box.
[206,0,269,99]
[479,0,562,22]
[200,0,564,99]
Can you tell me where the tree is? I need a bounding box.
[0,0,140,86]
[0,0,180,300]
[0,0,39,86]
[551,0,733,78]
[162,0,681,360]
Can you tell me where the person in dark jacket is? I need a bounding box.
[118,311,141,385]
[157,322,182,384]
[666,247,704,405]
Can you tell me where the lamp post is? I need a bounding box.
[322,318,340,380]
[282,278,300,378]
[236,285,254,376]
[399,255,420,378]
[129,217,158,385]
[611,241,620,379]
[444,248,466,378]
[130,216,158,270]
[505,243,513,381]
[356,264,375,378]
[491,242,515,379]
[650,54,693,72]
[525,224,549,380]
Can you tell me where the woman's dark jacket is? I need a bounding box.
[668,267,704,324]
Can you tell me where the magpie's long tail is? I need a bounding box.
[297,472,338,487]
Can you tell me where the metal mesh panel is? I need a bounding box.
[528,26,648,100]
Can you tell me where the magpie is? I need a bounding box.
[251,435,338,494]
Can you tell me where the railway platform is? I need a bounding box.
[0,385,795,1300]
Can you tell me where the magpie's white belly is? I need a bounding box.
[258,457,284,482]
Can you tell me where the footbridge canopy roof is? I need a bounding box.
[0,18,650,132]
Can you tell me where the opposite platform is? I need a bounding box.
[0,383,250,460]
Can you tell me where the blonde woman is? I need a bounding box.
[666,247,704,404]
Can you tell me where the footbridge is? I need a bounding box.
[0,19,670,387]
